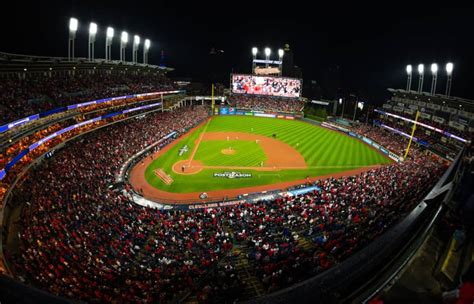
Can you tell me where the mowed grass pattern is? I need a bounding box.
[206,116,390,167]
[144,116,392,193]
[194,140,266,167]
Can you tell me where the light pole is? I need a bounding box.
[251,47,258,73]
[264,47,271,68]
[105,27,114,61]
[88,22,97,61]
[406,64,412,92]
[445,62,453,96]
[278,49,284,76]
[120,31,128,62]
[353,101,364,122]
[430,63,438,95]
[143,39,150,64]
[68,17,78,61]
[133,35,140,63]
[340,98,345,119]
[417,64,424,94]
[337,98,342,117]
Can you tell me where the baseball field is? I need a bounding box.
[130,115,392,201]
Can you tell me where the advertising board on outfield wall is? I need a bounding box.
[218,107,299,120]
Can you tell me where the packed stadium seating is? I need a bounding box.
[0,72,176,124]
[349,124,411,155]
[5,112,447,302]
[0,64,461,303]
[372,116,466,158]
[0,94,185,209]
[228,94,304,113]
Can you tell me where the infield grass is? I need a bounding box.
[195,140,266,167]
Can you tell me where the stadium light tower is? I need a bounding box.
[133,35,140,64]
[88,22,97,61]
[340,98,345,118]
[105,27,114,61]
[68,17,78,61]
[353,101,364,122]
[417,64,424,94]
[445,62,453,96]
[120,31,128,62]
[430,63,438,95]
[406,64,412,92]
[278,49,284,76]
[264,47,271,68]
[251,47,258,73]
[252,47,258,57]
[143,39,150,64]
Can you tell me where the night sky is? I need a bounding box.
[2,1,473,103]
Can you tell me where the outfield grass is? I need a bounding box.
[144,116,391,193]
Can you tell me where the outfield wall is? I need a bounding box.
[216,106,303,119]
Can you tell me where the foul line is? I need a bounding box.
[188,118,211,166]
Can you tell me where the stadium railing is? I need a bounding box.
[0,275,80,304]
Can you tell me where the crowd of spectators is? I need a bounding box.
[372,117,466,158]
[380,110,472,140]
[5,113,448,303]
[0,94,184,206]
[0,72,176,124]
[228,94,304,113]
[350,123,410,155]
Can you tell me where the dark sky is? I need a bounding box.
[2,1,473,102]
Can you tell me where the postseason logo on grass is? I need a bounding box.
[213,171,252,179]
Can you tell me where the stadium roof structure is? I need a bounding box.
[387,88,474,114]
[0,51,173,74]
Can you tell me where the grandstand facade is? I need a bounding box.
[0,53,470,303]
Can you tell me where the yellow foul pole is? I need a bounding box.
[404,110,420,160]
[211,83,215,114]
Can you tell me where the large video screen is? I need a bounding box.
[231,74,301,98]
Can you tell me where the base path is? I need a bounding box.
[170,131,307,175]
[184,131,307,171]
[128,126,384,204]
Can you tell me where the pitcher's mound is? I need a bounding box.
[221,148,236,155]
